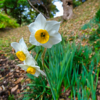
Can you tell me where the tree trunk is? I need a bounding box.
[62,0,73,20]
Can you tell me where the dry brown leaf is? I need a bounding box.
[11,85,18,93]
[26,78,31,83]
[15,77,23,84]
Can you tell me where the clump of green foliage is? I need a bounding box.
[21,38,100,100]
[73,0,82,8]
[8,95,15,100]
[0,12,19,28]
[21,74,51,100]
[95,9,100,23]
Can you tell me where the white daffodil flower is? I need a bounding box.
[11,38,36,64]
[28,13,62,48]
[17,57,46,77]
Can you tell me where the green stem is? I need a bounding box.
[35,49,42,60]
[41,48,47,66]
[41,48,56,100]
[28,45,36,51]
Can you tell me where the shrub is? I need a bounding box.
[0,12,19,29]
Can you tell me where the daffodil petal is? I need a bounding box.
[28,22,39,34]
[24,56,37,65]
[35,13,46,29]
[29,33,41,46]
[45,21,60,33]
[31,65,45,77]
[49,33,62,44]
[22,49,30,56]
[42,32,61,48]
[19,38,28,50]
[42,41,52,48]
[17,64,28,71]
[47,30,57,36]
[11,42,21,52]
[24,55,37,66]
[34,70,40,77]
[39,70,46,76]
[31,65,40,69]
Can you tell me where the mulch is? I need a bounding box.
[0,53,100,100]
[0,54,30,100]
